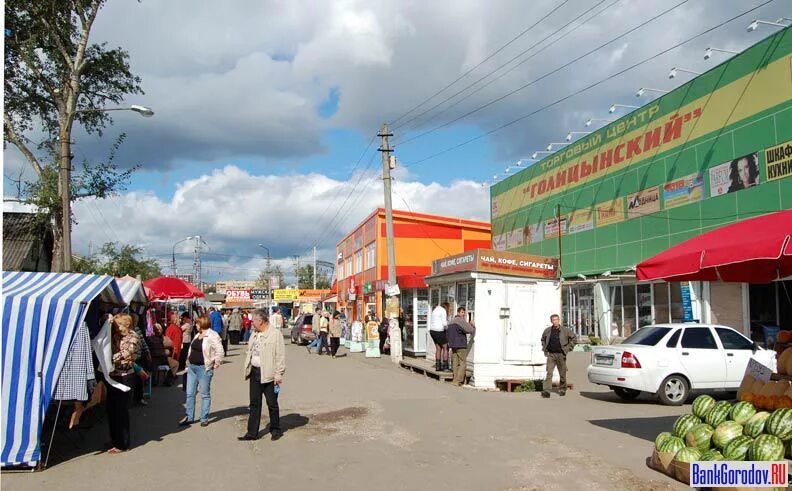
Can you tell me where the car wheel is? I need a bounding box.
[657,374,689,406]
[613,387,641,401]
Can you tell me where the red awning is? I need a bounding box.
[143,276,205,299]
[637,210,792,283]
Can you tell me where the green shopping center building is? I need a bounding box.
[490,27,792,343]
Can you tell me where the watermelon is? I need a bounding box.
[744,412,771,438]
[766,408,792,441]
[730,401,757,425]
[685,423,714,451]
[674,414,701,438]
[655,431,674,450]
[723,435,753,461]
[705,401,733,427]
[692,394,717,419]
[712,421,743,449]
[658,436,686,455]
[674,447,702,463]
[700,449,724,461]
[748,434,785,461]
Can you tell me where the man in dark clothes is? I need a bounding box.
[540,314,576,398]
[447,307,475,387]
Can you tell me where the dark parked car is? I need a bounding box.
[290,314,315,345]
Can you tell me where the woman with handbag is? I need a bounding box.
[179,315,224,427]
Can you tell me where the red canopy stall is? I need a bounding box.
[143,276,205,300]
[637,210,792,283]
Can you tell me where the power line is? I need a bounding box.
[392,0,613,133]
[395,0,691,148]
[388,0,571,127]
[400,0,773,169]
[392,0,619,138]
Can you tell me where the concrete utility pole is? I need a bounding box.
[313,246,317,290]
[379,123,397,301]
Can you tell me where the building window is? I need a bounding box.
[365,242,376,271]
[354,251,363,274]
[337,262,344,281]
[345,258,352,278]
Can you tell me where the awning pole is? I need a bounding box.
[43,399,62,469]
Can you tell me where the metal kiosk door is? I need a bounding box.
[503,283,539,361]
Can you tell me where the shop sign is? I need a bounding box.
[709,152,760,197]
[273,288,300,301]
[595,198,625,228]
[663,172,703,209]
[250,289,269,300]
[225,289,252,305]
[568,208,594,234]
[765,139,792,181]
[626,186,660,218]
[680,283,694,322]
[544,215,567,239]
[298,289,331,299]
[431,249,558,279]
[269,276,280,290]
[492,232,507,251]
[363,283,373,294]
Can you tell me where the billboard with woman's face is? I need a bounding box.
[709,152,760,197]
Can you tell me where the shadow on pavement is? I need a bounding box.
[209,405,249,424]
[40,381,190,468]
[258,413,309,438]
[589,415,679,442]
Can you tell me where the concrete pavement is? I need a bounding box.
[5,342,688,490]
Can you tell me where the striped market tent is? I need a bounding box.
[1,271,126,467]
[115,275,149,314]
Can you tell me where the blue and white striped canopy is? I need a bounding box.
[1,271,126,467]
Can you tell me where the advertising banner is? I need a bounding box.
[595,198,625,228]
[492,233,507,251]
[506,228,524,248]
[544,215,567,239]
[225,289,252,306]
[523,222,544,245]
[626,186,660,218]
[273,289,300,301]
[568,208,595,234]
[709,152,760,197]
[766,139,792,181]
[250,289,269,300]
[663,172,703,209]
[431,249,558,279]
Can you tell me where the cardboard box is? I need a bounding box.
[647,448,675,476]
[672,459,690,485]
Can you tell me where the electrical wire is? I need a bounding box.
[396,0,691,148]
[392,0,620,139]
[392,0,615,134]
[388,0,571,127]
[400,0,774,170]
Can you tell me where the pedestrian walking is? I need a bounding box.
[447,307,475,387]
[378,317,390,355]
[271,307,284,332]
[239,309,285,441]
[106,313,141,454]
[228,308,242,345]
[164,313,183,364]
[329,311,342,357]
[241,310,252,344]
[179,312,192,371]
[429,302,451,372]
[540,314,576,398]
[317,310,331,356]
[180,315,224,427]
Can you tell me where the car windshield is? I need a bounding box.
[622,326,672,346]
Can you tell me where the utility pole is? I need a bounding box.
[193,235,205,290]
[313,246,317,290]
[379,123,397,302]
[59,133,73,271]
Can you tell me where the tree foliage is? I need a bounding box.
[74,241,161,279]
[3,0,144,271]
[296,265,331,289]
[256,264,285,289]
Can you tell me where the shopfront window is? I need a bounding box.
[563,284,595,337]
[430,288,440,309]
[455,282,475,323]
[638,284,652,328]
[654,283,670,324]
[623,284,637,337]
[401,289,414,350]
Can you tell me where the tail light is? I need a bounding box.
[621,351,642,369]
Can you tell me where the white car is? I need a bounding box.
[587,323,776,406]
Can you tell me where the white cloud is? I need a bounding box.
[71,166,489,279]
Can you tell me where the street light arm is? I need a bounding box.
[75,105,155,117]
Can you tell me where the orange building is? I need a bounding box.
[336,208,490,355]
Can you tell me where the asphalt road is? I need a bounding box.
[5,341,690,490]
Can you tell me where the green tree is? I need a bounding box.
[4,0,144,272]
[74,241,161,279]
[295,265,331,289]
[256,264,285,289]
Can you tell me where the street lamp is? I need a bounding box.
[609,103,640,114]
[585,118,614,127]
[546,142,570,151]
[531,151,552,159]
[172,236,197,276]
[747,18,790,32]
[635,87,668,98]
[668,67,701,79]
[566,131,591,141]
[75,104,155,117]
[704,47,738,60]
[60,104,154,272]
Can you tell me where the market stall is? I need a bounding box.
[143,276,205,325]
[115,275,149,314]
[424,249,560,388]
[1,271,127,468]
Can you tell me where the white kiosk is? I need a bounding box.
[425,249,561,389]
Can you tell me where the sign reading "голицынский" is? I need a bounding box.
[431,249,558,279]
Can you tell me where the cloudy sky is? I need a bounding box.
[3,0,788,281]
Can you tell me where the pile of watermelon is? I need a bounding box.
[653,395,791,462]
